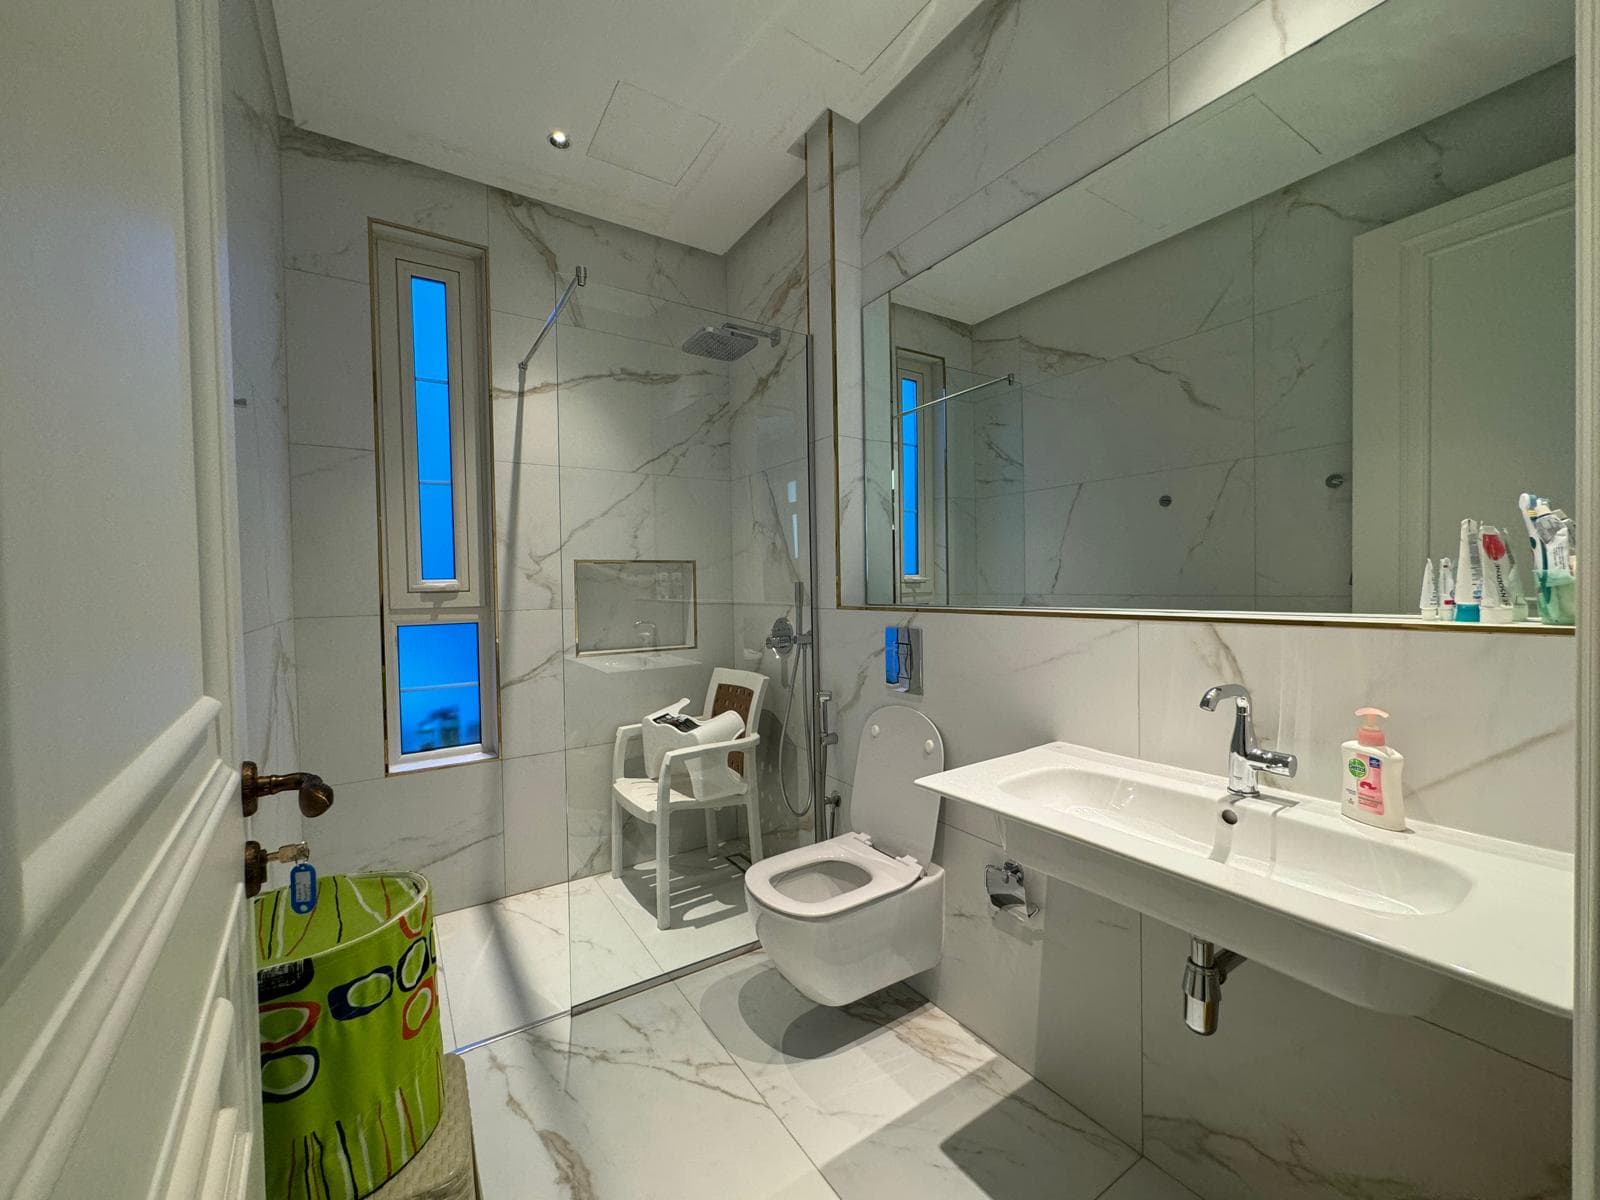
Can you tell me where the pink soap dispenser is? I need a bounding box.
[1340,707,1406,831]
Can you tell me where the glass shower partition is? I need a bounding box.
[547,279,816,1010]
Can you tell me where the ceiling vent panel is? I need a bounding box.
[586,81,719,186]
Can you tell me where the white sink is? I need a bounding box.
[918,743,1572,1015]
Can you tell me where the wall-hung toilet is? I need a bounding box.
[744,704,945,1006]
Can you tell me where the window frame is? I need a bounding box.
[371,223,498,773]
[892,348,944,602]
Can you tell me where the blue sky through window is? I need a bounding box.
[410,276,456,581]
[900,376,920,577]
[396,622,480,753]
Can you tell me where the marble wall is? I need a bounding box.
[939,63,1574,612]
[276,130,813,913]
[221,0,300,879]
[804,2,1579,1195]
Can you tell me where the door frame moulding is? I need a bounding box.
[1572,0,1600,1188]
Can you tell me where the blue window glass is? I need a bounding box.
[396,622,481,753]
[410,276,456,581]
[900,376,920,577]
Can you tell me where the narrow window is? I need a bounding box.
[900,375,921,578]
[373,224,497,771]
[893,349,942,596]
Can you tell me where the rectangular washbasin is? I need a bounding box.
[995,762,1472,916]
[921,741,1572,1016]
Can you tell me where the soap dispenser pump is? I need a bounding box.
[1340,707,1406,831]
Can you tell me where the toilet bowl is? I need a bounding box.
[745,704,944,1006]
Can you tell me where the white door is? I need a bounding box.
[1,0,266,1197]
[1351,156,1576,611]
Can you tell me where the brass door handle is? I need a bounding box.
[241,761,334,818]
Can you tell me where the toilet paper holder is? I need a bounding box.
[985,860,1039,923]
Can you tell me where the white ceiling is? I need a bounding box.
[266,0,984,255]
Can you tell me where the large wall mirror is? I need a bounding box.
[858,0,1576,628]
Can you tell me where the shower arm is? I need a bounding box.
[899,372,1016,417]
[517,265,588,373]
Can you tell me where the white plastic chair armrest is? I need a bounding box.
[613,722,644,779]
[657,735,761,805]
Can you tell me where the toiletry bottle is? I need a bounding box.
[1419,558,1439,619]
[1341,708,1406,832]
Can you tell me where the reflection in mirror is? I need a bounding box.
[861,0,1576,626]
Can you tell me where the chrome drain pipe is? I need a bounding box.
[1182,936,1246,1035]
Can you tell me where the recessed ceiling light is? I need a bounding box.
[548,130,571,149]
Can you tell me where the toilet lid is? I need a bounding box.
[850,704,944,866]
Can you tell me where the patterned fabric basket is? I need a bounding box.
[255,872,445,1200]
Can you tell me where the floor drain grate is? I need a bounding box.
[725,852,752,873]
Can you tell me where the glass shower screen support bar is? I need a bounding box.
[517,265,588,373]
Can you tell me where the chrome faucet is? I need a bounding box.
[1198,684,1297,797]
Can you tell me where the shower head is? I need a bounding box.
[681,321,782,361]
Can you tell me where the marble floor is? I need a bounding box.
[459,949,1198,1200]
[435,850,757,1048]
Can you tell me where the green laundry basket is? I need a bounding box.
[255,873,445,1200]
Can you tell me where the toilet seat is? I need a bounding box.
[743,832,921,921]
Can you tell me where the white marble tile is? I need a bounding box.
[289,444,380,619]
[596,855,756,976]
[463,982,836,1200]
[285,268,374,450]
[820,608,1141,788]
[677,952,1136,1199]
[494,461,563,611]
[232,404,271,636]
[1168,0,1384,123]
[559,603,734,752]
[563,743,618,881]
[831,117,863,270]
[1014,207,1252,380]
[554,324,733,479]
[1035,881,1145,1150]
[860,0,1167,265]
[485,191,559,323]
[654,473,734,603]
[806,119,833,282]
[911,822,1050,1074]
[1252,289,1353,457]
[292,615,386,787]
[1135,620,1576,848]
[312,760,505,913]
[242,621,299,775]
[1139,918,1570,1200]
[556,466,655,569]
[435,882,571,1043]
[1024,319,1254,493]
[730,332,811,479]
[862,71,1170,301]
[727,180,809,330]
[807,265,836,447]
[1100,1159,1200,1199]
[567,874,663,1005]
[280,127,488,286]
[489,190,726,317]
[1022,457,1255,603]
[733,461,811,607]
[1253,442,1352,599]
[489,309,561,467]
[501,750,567,895]
[498,610,565,758]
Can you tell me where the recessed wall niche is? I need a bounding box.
[573,559,697,655]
